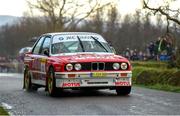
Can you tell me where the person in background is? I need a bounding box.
[124,48,131,60]
[148,41,155,59]
[143,53,148,61]
[131,49,139,61]
[159,50,169,61]
[138,51,144,61]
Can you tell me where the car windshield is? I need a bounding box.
[51,35,112,54]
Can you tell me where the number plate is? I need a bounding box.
[92,72,106,77]
[119,78,129,81]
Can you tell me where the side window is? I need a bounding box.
[40,37,51,54]
[32,37,44,54]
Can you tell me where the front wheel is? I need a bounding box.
[116,86,131,95]
[47,68,57,96]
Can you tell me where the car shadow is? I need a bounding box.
[23,88,131,98]
[50,89,130,98]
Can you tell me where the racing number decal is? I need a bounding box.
[40,58,46,72]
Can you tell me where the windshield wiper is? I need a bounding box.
[91,36,108,52]
[77,36,85,52]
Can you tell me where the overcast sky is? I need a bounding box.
[0,0,27,16]
[0,0,142,16]
[1,0,179,17]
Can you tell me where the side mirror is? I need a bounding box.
[110,47,116,54]
[25,51,32,55]
[44,49,50,57]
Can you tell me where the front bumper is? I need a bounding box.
[54,71,132,88]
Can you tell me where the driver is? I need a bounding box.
[52,42,69,54]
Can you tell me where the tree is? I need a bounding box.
[104,5,120,52]
[27,0,112,31]
[143,0,180,33]
[143,0,180,67]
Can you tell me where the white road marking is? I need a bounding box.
[1,102,12,110]
[0,73,23,78]
[1,102,14,116]
[131,105,136,108]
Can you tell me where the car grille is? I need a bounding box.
[92,62,105,70]
[79,62,117,71]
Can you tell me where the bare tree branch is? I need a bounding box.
[71,2,112,28]
[27,0,113,31]
[143,0,180,25]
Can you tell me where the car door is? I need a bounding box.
[30,36,45,84]
[38,36,51,83]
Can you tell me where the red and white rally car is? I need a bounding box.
[23,32,132,96]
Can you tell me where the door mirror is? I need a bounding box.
[26,51,32,54]
[43,49,50,57]
[110,47,116,54]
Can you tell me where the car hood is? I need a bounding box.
[51,53,128,63]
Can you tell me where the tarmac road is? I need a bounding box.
[0,73,180,115]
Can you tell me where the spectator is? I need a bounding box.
[131,49,139,61]
[138,51,144,61]
[159,50,171,61]
[143,53,148,61]
[148,41,155,57]
[124,48,131,60]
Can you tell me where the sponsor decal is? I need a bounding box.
[73,55,116,60]
[59,37,64,40]
[115,82,130,86]
[41,63,46,72]
[40,58,47,72]
[66,36,76,40]
[40,58,47,63]
[79,36,98,40]
[53,35,106,44]
[62,82,80,87]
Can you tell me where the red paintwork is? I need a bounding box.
[25,53,132,73]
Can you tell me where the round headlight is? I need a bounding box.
[121,63,128,70]
[113,63,120,70]
[66,64,73,71]
[74,63,81,71]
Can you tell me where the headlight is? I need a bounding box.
[66,64,73,71]
[121,63,128,70]
[113,63,120,70]
[74,63,81,71]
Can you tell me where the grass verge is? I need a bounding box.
[0,106,8,115]
[131,61,168,68]
[134,84,180,93]
[132,61,180,93]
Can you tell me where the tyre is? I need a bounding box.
[24,68,38,91]
[47,68,57,96]
[116,86,131,95]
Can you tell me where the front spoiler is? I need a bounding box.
[54,71,132,88]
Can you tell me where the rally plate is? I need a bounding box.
[91,72,106,77]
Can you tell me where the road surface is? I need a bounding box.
[0,73,180,115]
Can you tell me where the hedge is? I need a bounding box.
[133,67,180,86]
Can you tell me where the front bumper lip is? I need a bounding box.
[54,71,132,88]
[55,71,132,78]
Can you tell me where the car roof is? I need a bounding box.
[43,32,100,36]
